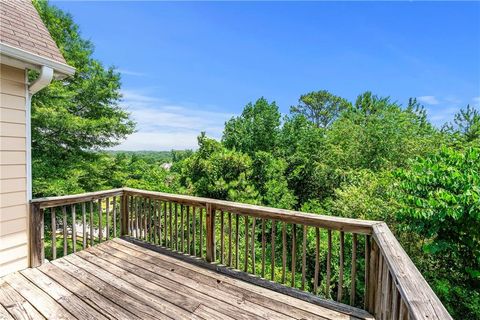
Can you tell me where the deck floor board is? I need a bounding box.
[0,238,373,320]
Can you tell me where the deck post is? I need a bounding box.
[30,202,44,267]
[121,191,129,236]
[205,202,216,262]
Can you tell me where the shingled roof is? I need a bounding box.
[0,0,67,64]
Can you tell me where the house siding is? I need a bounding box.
[0,63,28,276]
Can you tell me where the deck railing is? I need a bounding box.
[30,187,452,320]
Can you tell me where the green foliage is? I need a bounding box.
[327,170,398,224]
[32,0,135,197]
[326,92,440,171]
[175,133,258,203]
[222,97,281,155]
[291,90,351,128]
[395,147,480,319]
[251,151,296,209]
[443,105,480,147]
[278,115,332,205]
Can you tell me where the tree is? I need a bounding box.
[175,133,259,203]
[443,105,480,146]
[325,92,440,171]
[278,115,330,206]
[251,151,296,209]
[222,97,281,154]
[291,90,351,128]
[395,147,480,319]
[32,0,135,196]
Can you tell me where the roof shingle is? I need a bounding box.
[0,0,67,65]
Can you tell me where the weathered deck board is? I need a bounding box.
[105,239,350,320]
[0,238,373,320]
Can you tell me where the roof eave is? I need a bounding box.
[0,43,75,79]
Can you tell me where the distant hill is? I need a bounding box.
[104,150,193,164]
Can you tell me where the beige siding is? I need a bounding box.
[0,63,28,276]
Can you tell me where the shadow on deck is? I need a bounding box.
[0,238,372,320]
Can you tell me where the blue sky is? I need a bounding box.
[54,1,480,151]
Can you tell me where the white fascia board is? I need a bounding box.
[0,43,75,78]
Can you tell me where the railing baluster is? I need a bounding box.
[244,216,249,272]
[375,255,384,316]
[350,233,357,305]
[51,207,56,260]
[368,240,378,313]
[251,217,256,274]
[235,214,239,269]
[128,196,133,236]
[135,197,140,239]
[106,197,110,240]
[192,207,196,255]
[174,203,178,250]
[82,203,86,250]
[282,222,287,284]
[138,197,142,240]
[180,204,184,252]
[381,262,391,319]
[151,199,156,243]
[62,206,67,256]
[200,207,203,258]
[98,199,103,242]
[364,234,371,310]
[291,224,296,288]
[220,210,224,264]
[169,202,173,249]
[187,206,191,254]
[261,218,266,278]
[301,225,307,290]
[399,299,408,320]
[71,204,76,253]
[142,197,145,240]
[112,196,117,238]
[157,200,161,245]
[314,227,320,295]
[271,220,276,281]
[326,229,332,298]
[148,198,153,242]
[392,284,399,320]
[205,203,215,262]
[338,231,345,302]
[90,201,94,247]
[228,212,232,266]
[120,194,128,237]
[163,201,167,246]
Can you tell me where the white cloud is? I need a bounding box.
[417,95,439,105]
[426,106,458,125]
[112,89,234,151]
[117,69,146,77]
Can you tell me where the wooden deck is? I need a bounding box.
[0,238,373,320]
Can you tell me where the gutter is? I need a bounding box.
[0,43,75,78]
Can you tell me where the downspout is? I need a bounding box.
[26,66,54,200]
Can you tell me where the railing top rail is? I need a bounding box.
[124,187,380,234]
[31,188,124,208]
[372,223,452,320]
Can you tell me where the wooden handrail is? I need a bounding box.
[31,188,124,208]
[29,187,452,320]
[371,223,452,320]
[124,187,379,234]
